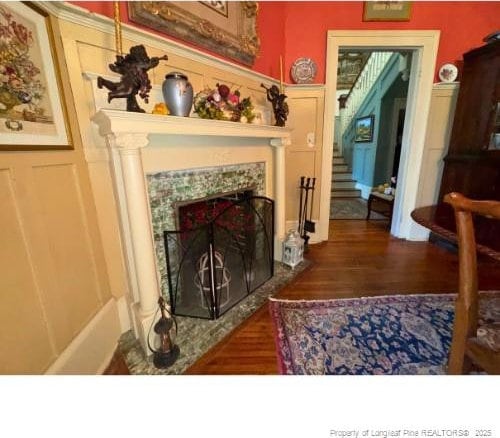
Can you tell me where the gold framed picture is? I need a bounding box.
[128,1,260,66]
[0,2,72,150]
[363,1,412,22]
[200,1,228,18]
[355,115,375,143]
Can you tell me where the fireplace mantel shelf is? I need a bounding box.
[92,109,291,146]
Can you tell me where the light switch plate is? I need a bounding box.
[307,132,315,147]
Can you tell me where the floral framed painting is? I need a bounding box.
[355,115,375,143]
[0,2,72,150]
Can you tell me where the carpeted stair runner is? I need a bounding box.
[331,147,367,219]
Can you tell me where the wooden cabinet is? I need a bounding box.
[487,100,500,151]
[439,40,500,201]
[437,40,500,251]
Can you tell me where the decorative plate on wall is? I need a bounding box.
[438,63,458,82]
[290,58,317,84]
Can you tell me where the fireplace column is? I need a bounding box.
[271,136,291,260]
[107,133,160,353]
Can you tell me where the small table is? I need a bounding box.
[366,192,394,220]
[411,204,500,262]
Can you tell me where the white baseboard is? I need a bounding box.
[355,182,372,199]
[406,220,430,241]
[45,298,122,375]
[117,295,132,333]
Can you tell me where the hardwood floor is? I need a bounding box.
[185,220,500,374]
[103,349,130,375]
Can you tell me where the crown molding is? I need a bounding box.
[286,84,325,90]
[35,1,281,87]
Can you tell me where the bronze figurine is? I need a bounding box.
[261,83,289,127]
[97,45,168,113]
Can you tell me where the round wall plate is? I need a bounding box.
[438,63,458,82]
[291,57,317,84]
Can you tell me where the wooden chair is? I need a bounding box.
[444,192,500,374]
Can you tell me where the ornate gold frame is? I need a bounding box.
[128,1,260,66]
[0,2,73,150]
[363,1,412,22]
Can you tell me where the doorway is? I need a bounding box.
[331,50,410,222]
[319,30,440,242]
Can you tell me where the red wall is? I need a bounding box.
[253,2,287,80]
[69,1,499,83]
[280,1,500,83]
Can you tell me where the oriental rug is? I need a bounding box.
[330,198,385,220]
[269,292,500,375]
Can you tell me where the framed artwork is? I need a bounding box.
[363,1,412,22]
[337,52,370,90]
[355,115,375,143]
[201,1,228,18]
[128,1,260,66]
[0,2,72,150]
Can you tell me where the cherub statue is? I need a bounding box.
[97,45,168,113]
[261,83,289,127]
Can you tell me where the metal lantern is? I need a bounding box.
[282,229,304,269]
[148,296,180,369]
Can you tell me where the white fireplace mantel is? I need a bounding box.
[92,109,291,353]
[93,109,292,142]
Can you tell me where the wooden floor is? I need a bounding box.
[185,220,500,375]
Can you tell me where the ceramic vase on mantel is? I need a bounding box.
[162,72,193,117]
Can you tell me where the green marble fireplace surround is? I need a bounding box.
[147,162,266,298]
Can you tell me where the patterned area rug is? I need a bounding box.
[269,292,500,375]
[330,198,386,220]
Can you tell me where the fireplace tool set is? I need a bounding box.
[298,176,316,249]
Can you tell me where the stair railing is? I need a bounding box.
[338,52,393,142]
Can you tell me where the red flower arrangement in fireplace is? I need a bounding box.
[179,198,255,236]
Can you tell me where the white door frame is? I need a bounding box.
[320,30,440,241]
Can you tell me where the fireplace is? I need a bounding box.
[147,162,267,303]
[92,109,290,352]
[164,191,274,319]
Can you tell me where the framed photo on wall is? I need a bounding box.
[0,2,72,150]
[363,1,412,22]
[355,115,375,143]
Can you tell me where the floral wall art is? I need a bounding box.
[0,2,71,150]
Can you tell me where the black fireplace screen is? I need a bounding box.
[164,195,274,319]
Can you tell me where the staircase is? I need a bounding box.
[338,52,393,140]
[331,148,361,199]
[332,53,395,202]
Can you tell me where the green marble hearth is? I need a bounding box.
[119,260,309,374]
